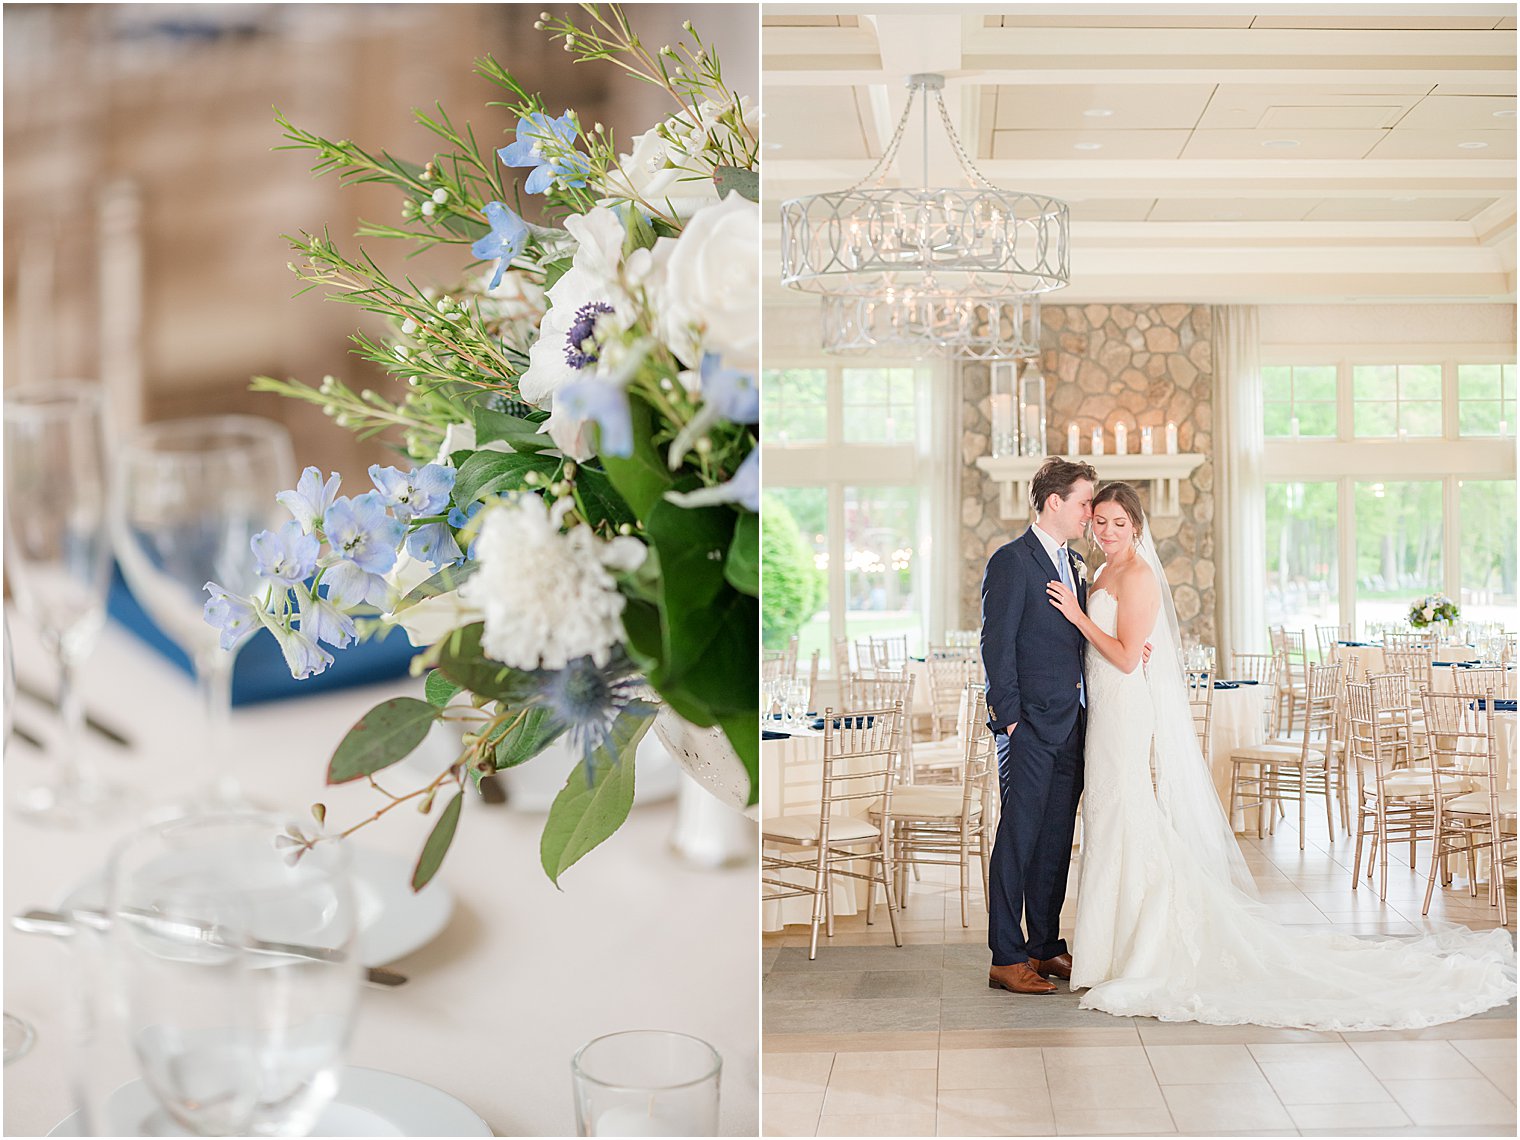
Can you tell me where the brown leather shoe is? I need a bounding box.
[1031,953,1073,980]
[988,962,1057,995]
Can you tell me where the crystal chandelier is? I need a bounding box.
[821,293,1042,362]
[780,74,1070,301]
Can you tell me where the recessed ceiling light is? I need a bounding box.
[1073,142,1103,151]
[1083,108,1114,118]
[1457,140,1489,149]
[1493,108,1516,118]
[1261,139,1300,149]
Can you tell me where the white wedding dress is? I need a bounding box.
[1071,580,1517,1030]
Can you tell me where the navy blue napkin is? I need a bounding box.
[762,730,792,741]
[108,564,416,706]
[810,715,876,731]
[1470,699,1518,713]
[1213,681,1240,690]
[1339,641,1375,647]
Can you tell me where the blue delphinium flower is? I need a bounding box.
[368,463,457,520]
[276,467,342,534]
[535,655,646,785]
[470,202,529,290]
[322,492,405,607]
[294,583,356,650]
[268,620,334,680]
[251,520,320,588]
[203,582,262,651]
[700,352,759,423]
[448,501,484,560]
[557,379,633,457]
[664,448,759,513]
[498,111,590,194]
[407,521,464,571]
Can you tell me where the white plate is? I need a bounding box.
[59,846,453,968]
[47,1065,492,1136]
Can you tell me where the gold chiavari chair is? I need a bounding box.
[1316,623,1353,663]
[761,703,906,960]
[925,651,975,741]
[1230,663,1341,849]
[945,628,981,649]
[1231,652,1280,735]
[800,649,821,714]
[1347,674,1459,900]
[761,654,789,685]
[1384,645,1435,695]
[833,637,857,685]
[1452,667,1508,699]
[1385,630,1438,653]
[846,672,916,783]
[1186,669,1214,756]
[1275,629,1310,736]
[869,634,910,672]
[1419,691,1514,925]
[870,687,996,928]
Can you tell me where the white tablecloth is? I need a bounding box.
[1337,644,1517,696]
[4,614,758,1137]
[902,660,934,714]
[1205,683,1272,830]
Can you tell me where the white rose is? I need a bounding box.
[655,191,759,372]
[1423,606,1435,621]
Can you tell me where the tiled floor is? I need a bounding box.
[762,812,1517,1136]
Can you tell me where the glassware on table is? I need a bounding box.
[69,812,360,1136]
[2,381,122,824]
[112,416,293,808]
[3,614,39,1062]
[571,1030,721,1137]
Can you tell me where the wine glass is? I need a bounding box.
[112,416,293,807]
[3,612,39,1063]
[2,380,121,824]
[71,812,360,1136]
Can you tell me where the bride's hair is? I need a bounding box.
[1092,482,1147,538]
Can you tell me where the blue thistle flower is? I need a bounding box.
[533,654,643,785]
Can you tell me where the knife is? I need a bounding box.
[12,909,406,988]
[14,680,133,749]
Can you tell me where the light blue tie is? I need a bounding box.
[1057,547,1087,709]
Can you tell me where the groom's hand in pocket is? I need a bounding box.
[1006,722,1017,737]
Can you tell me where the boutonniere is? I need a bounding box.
[1073,555,1089,585]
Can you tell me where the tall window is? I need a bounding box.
[841,367,916,444]
[844,486,919,652]
[1262,351,1515,633]
[761,367,827,444]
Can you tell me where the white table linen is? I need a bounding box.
[1205,683,1272,829]
[3,614,758,1137]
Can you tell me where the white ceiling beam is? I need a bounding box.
[764,66,1514,88]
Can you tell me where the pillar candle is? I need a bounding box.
[1165,421,1178,454]
[1113,422,1127,455]
[1091,427,1104,456]
[1140,426,1154,455]
[990,394,1013,455]
[1067,423,1080,456]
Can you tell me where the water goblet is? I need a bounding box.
[70,812,360,1136]
[3,381,123,824]
[571,1030,721,1137]
[112,416,293,807]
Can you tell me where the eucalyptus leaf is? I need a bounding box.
[424,670,463,708]
[453,450,560,505]
[491,706,566,769]
[411,790,464,891]
[327,697,441,784]
[436,623,537,703]
[725,510,759,597]
[713,165,759,203]
[539,702,655,886]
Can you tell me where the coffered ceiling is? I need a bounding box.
[762,4,1517,304]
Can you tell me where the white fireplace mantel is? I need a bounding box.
[975,453,1206,521]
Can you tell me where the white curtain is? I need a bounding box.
[1212,305,1266,670]
[924,358,963,643]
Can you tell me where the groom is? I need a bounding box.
[980,456,1096,996]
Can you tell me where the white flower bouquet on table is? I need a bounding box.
[1409,593,1459,629]
[203,5,758,887]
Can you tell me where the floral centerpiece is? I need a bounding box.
[1409,593,1459,630]
[203,5,758,887]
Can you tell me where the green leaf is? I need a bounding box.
[645,498,736,612]
[424,670,462,708]
[622,205,657,256]
[491,706,566,769]
[542,257,574,290]
[538,702,655,885]
[713,165,759,203]
[573,466,637,533]
[398,562,478,608]
[718,709,759,808]
[411,790,464,891]
[436,623,537,703]
[472,407,554,453]
[453,449,560,505]
[725,510,759,597]
[327,697,441,784]
[656,589,759,720]
[597,396,673,519]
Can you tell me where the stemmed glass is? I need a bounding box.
[112,416,293,808]
[2,381,120,823]
[3,613,38,1064]
[70,813,360,1136]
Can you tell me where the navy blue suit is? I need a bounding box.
[980,527,1087,966]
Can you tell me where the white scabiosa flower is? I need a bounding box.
[460,496,645,670]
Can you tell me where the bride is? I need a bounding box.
[1043,481,1516,1030]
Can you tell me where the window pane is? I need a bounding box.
[1294,365,1337,401]
[842,367,916,444]
[890,368,916,405]
[1460,401,1503,436]
[1266,482,1340,648]
[1459,364,1501,399]
[1504,365,1516,399]
[765,368,828,443]
[1459,479,1518,622]
[1297,403,1337,437]
[1264,403,1293,438]
[1399,364,1442,400]
[844,485,921,656]
[1353,365,1396,401]
[763,487,830,666]
[1262,366,1292,402]
[842,367,889,407]
[1399,401,1442,437]
[1354,401,1397,437]
[1355,481,1443,629]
